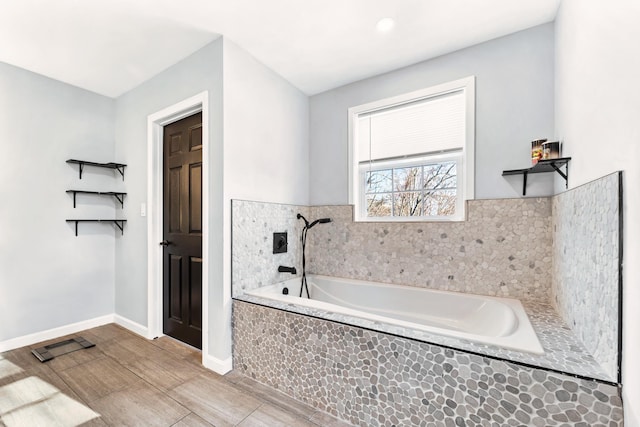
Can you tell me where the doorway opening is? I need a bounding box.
[147,92,209,357]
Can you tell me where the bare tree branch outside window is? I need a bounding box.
[365,160,457,218]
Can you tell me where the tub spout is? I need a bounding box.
[278,265,297,274]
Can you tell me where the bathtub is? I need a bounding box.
[246,275,544,355]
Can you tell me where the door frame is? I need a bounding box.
[147,91,209,359]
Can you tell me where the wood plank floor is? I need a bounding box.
[0,324,351,427]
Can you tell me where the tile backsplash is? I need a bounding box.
[308,198,552,302]
[232,198,553,302]
[231,200,308,297]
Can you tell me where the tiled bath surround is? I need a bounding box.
[551,172,622,382]
[235,292,609,381]
[233,301,623,427]
[308,199,552,303]
[230,172,622,423]
[231,200,309,297]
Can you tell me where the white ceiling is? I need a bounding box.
[0,0,560,98]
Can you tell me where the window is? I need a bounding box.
[349,77,475,221]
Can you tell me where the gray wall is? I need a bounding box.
[554,0,640,422]
[114,37,310,365]
[223,39,309,206]
[0,61,116,341]
[114,39,224,358]
[309,23,555,205]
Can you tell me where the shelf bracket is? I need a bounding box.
[115,166,125,181]
[114,220,125,235]
[550,161,569,189]
[113,193,124,208]
[72,192,77,208]
[522,171,528,196]
[78,164,84,180]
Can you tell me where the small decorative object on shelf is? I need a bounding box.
[66,159,127,180]
[542,141,561,160]
[502,157,571,196]
[531,139,546,165]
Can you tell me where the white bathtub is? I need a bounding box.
[246,275,544,355]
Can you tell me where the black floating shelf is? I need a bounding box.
[502,157,571,196]
[66,190,127,208]
[66,219,127,236]
[66,159,127,180]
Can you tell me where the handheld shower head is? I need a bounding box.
[308,218,332,229]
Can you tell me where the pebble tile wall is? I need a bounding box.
[231,200,309,297]
[233,301,623,427]
[232,198,552,302]
[552,172,621,382]
[308,198,552,302]
[235,292,609,381]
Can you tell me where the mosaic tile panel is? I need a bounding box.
[308,198,552,302]
[231,200,309,297]
[234,293,609,382]
[551,172,621,383]
[233,301,623,427]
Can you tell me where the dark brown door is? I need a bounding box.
[163,112,203,349]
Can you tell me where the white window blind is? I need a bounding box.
[357,90,465,163]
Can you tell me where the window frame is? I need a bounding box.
[348,76,475,222]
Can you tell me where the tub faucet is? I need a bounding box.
[278,265,297,274]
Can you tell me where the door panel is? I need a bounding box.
[169,255,183,320]
[189,256,203,329]
[169,167,182,233]
[163,112,203,349]
[190,164,202,233]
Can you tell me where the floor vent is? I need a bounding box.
[31,337,95,362]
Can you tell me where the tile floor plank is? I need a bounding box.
[237,403,318,427]
[98,337,168,365]
[171,412,215,427]
[89,380,190,426]
[233,376,317,420]
[150,336,200,360]
[0,392,101,427]
[169,374,263,427]
[82,324,138,345]
[124,354,203,392]
[58,357,140,402]
[0,360,85,404]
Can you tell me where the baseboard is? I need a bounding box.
[203,353,233,374]
[0,314,114,353]
[113,314,150,339]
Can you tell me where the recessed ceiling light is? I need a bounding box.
[376,17,395,33]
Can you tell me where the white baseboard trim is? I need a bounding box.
[113,315,150,339]
[203,353,233,374]
[0,314,114,353]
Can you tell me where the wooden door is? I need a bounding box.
[163,112,203,349]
